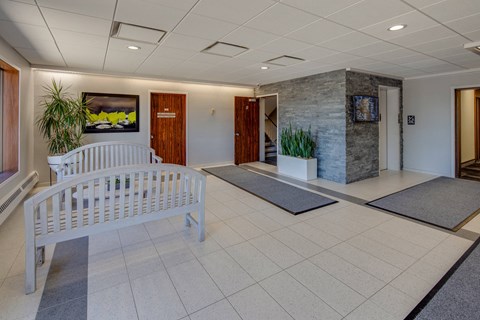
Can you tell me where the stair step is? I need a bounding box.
[461,174,480,182]
[265,153,277,158]
[265,147,277,152]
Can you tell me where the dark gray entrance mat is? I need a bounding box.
[406,236,480,320]
[368,177,480,231]
[203,165,336,215]
[36,237,88,320]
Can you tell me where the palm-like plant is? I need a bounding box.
[280,123,316,159]
[36,79,89,155]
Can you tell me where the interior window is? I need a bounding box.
[0,59,19,185]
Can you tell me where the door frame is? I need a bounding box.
[148,90,189,165]
[256,93,279,161]
[378,85,400,171]
[451,85,480,177]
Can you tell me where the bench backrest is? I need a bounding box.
[56,141,162,181]
[25,164,205,245]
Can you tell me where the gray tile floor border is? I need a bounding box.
[203,165,337,214]
[36,237,89,320]
[241,164,370,205]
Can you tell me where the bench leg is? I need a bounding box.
[36,246,45,266]
[25,239,36,294]
[198,208,205,242]
[185,213,191,227]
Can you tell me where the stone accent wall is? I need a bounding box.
[345,71,403,183]
[257,69,403,184]
[257,70,347,183]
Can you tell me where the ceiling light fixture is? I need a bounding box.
[111,22,166,44]
[261,66,269,70]
[127,45,140,50]
[265,55,305,66]
[388,24,406,31]
[201,42,249,57]
[464,41,480,56]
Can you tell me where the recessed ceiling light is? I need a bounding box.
[261,66,269,70]
[127,45,140,50]
[388,24,406,31]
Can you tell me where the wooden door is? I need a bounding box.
[234,97,259,165]
[150,93,186,165]
[476,97,480,161]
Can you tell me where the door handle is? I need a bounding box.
[235,132,240,136]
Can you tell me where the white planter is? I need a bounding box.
[47,155,63,172]
[277,155,317,180]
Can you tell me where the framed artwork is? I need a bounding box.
[83,92,139,133]
[353,95,379,122]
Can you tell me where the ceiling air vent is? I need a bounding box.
[265,55,305,66]
[111,22,166,44]
[464,41,480,56]
[201,42,249,57]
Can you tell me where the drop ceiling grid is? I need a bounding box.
[0,0,478,85]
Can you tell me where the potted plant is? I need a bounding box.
[36,79,89,171]
[278,123,317,180]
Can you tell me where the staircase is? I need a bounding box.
[461,162,480,182]
[265,134,277,165]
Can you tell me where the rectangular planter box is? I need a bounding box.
[277,155,317,180]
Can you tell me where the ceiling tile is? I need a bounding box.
[16,46,65,66]
[360,10,439,40]
[42,8,111,36]
[140,0,198,11]
[290,46,337,60]
[193,0,275,25]
[286,19,351,44]
[401,0,445,9]
[60,46,105,69]
[402,57,449,69]
[37,0,116,20]
[221,27,279,49]
[280,0,363,18]
[420,63,465,73]
[104,49,151,73]
[149,46,196,60]
[411,35,468,54]
[464,29,480,41]
[427,46,469,59]
[367,47,420,62]
[0,21,55,49]
[174,14,239,41]
[421,0,480,23]
[388,25,457,47]
[327,0,413,29]
[115,0,187,31]
[187,52,231,65]
[52,29,108,49]
[389,53,432,65]
[235,49,277,62]
[136,56,184,75]
[446,13,480,34]
[319,31,377,52]
[162,33,212,51]
[107,38,157,54]
[245,3,319,36]
[258,37,311,55]
[0,1,44,26]
[347,41,400,57]
[10,0,37,4]
[317,52,362,64]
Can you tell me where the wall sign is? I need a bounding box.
[407,115,415,125]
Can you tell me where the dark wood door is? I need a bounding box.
[234,96,259,165]
[150,93,186,165]
[476,97,480,160]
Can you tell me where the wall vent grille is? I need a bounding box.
[0,188,21,215]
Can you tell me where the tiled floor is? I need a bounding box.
[1,164,479,320]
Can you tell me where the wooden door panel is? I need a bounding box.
[235,97,259,165]
[150,93,186,165]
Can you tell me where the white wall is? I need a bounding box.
[403,70,480,176]
[460,89,475,163]
[34,70,253,183]
[0,37,34,200]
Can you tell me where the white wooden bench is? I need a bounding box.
[24,164,206,294]
[56,141,162,181]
